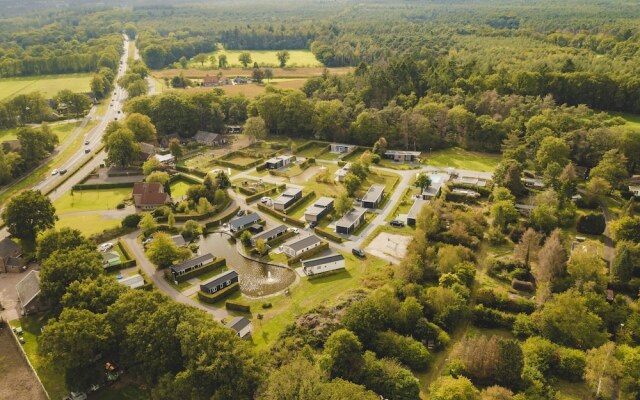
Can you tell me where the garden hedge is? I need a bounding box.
[257,202,306,227]
[175,165,207,177]
[246,184,286,203]
[314,227,343,243]
[576,212,606,235]
[226,301,251,312]
[472,304,516,329]
[72,181,135,190]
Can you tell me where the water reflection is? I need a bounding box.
[199,232,296,297]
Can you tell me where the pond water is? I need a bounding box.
[198,232,296,297]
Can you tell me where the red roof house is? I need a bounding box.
[132,182,170,210]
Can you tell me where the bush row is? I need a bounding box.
[226,301,251,312]
[166,258,226,283]
[286,191,316,212]
[298,157,316,170]
[475,288,535,314]
[266,230,296,248]
[72,181,135,190]
[256,202,306,227]
[245,184,286,203]
[314,226,343,243]
[287,242,329,265]
[175,165,207,177]
[472,304,516,329]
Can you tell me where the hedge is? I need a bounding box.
[256,163,267,172]
[337,161,347,167]
[298,157,316,170]
[257,202,306,227]
[226,301,251,312]
[72,181,135,190]
[512,279,535,292]
[286,190,316,212]
[287,241,329,265]
[576,213,606,235]
[198,282,239,303]
[174,173,203,185]
[266,230,296,247]
[204,205,241,230]
[314,227,343,243]
[166,258,226,283]
[175,165,207,177]
[90,226,137,244]
[475,288,535,314]
[116,240,133,260]
[472,305,516,329]
[295,141,316,153]
[245,184,286,203]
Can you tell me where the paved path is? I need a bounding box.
[599,199,616,264]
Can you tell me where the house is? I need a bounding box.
[273,187,303,211]
[0,237,25,273]
[229,212,262,233]
[522,177,545,189]
[384,150,421,162]
[232,76,249,85]
[302,253,345,276]
[515,204,535,215]
[629,185,640,198]
[304,197,334,223]
[452,176,489,188]
[335,207,367,235]
[132,182,171,210]
[421,182,444,200]
[15,270,44,315]
[203,75,229,87]
[169,253,215,278]
[407,198,429,226]
[170,234,187,247]
[194,131,226,147]
[250,224,288,246]
[225,316,253,339]
[102,251,121,268]
[119,274,145,290]
[154,153,175,164]
[282,235,322,258]
[451,188,481,198]
[330,143,355,154]
[335,163,351,182]
[138,142,157,160]
[361,184,385,209]
[200,270,239,295]
[226,125,243,134]
[265,155,294,170]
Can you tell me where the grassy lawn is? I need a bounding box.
[56,213,123,237]
[609,111,640,131]
[170,180,192,198]
[424,147,501,172]
[553,380,594,400]
[0,120,79,142]
[296,143,330,158]
[53,188,131,214]
[287,192,318,219]
[343,148,367,162]
[356,170,400,199]
[188,49,322,68]
[0,74,93,101]
[226,156,260,166]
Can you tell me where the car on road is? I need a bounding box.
[389,220,405,227]
[59,168,67,175]
[236,209,246,217]
[84,140,90,145]
[51,169,59,176]
[260,197,271,204]
[352,248,366,258]
[84,148,91,154]
[99,243,114,252]
[117,110,121,114]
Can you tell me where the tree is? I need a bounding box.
[146,232,190,268]
[218,54,228,68]
[585,342,623,399]
[147,171,170,186]
[252,68,264,83]
[590,149,628,188]
[124,22,137,39]
[514,228,542,267]
[322,329,364,381]
[493,159,525,195]
[534,229,567,289]
[429,376,479,400]
[255,239,268,255]
[491,200,519,232]
[536,136,569,172]
[333,191,353,218]
[567,250,607,288]
[143,157,163,175]
[495,339,524,389]
[238,52,252,68]
[610,242,636,285]
[243,116,267,143]
[2,190,56,245]
[17,126,58,168]
[105,128,139,167]
[179,56,188,69]
[480,386,514,400]
[181,220,201,241]
[168,212,176,228]
[372,137,387,155]
[208,55,217,67]
[37,227,91,261]
[55,90,92,117]
[558,163,578,200]
[61,275,126,314]
[169,138,183,161]
[342,173,361,196]
[610,216,640,243]
[264,68,274,82]
[194,53,208,67]
[125,113,157,142]
[240,231,252,247]
[40,247,103,308]
[276,51,290,68]
[215,172,230,189]
[586,176,611,199]
[415,174,432,192]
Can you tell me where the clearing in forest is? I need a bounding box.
[0,73,92,101]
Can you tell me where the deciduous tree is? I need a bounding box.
[2,190,57,245]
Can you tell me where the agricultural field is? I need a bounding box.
[152,67,352,80]
[423,147,502,172]
[188,49,323,68]
[0,73,92,101]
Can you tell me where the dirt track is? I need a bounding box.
[0,325,47,400]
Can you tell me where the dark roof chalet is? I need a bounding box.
[302,253,344,268]
[170,253,214,274]
[201,270,239,291]
[285,235,321,252]
[229,212,261,229]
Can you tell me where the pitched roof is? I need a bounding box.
[302,253,344,268]
[384,150,421,156]
[133,182,170,206]
[194,131,221,143]
[201,270,239,291]
[335,207,367,228]
[16,270,40,308]
[252,224,288,242]
[407,198,429,220]
[170,253,215,274]
[229,212,261,229]
[119,274,145,289]
[225,316,252,332]
[0,237,21,259]
[284,235,322,252]
[170,234,187,247]
[362,184,384,204]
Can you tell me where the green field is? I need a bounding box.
[53,188,131,214]
[0,74,92,101]
[56,213,123,236]
[0,121,79,142]
[424,147,502,172]
[189,49,322,68]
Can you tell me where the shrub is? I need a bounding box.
[576,213,606,235]
[225,301,250,312]
[512,313,536,339]
[122,213,142,228]
[512,279,535,292]
[116,203,125,209]
[372,331,432,371]
[557,348,586,382]
[472,305,516,329]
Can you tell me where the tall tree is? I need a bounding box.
[125,113,157,142]
[105,127,139,167]
[238,52,252,68]
[2,190,56,245]
[276,51,290,68]
[243,116,268,143]
[534,229,567,290]
[514,228,542,268]
[36,227,91,261]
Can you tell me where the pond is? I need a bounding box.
[198,232,296,297]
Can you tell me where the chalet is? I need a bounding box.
[361,184,385,209]
[102,251,122,268]
[273,187,303,211]
[302,253,345,276]
[225,316,253,339]
[282,235,322,258]
[119,274,145,290]
[200,270,239,295]
[0,237,26,273]
[229,212,262,233]
[335,163,351,182]
[522,177,545,189]
[330,143,355,154]
[451,188,481,198]
[154,153,175,164]
[170,234,187,247]
[629,185,640,198]
[16,270,44,315]
[132,182,171,210]
[250,224,288,246]
[202,75,229,87]
[304,197,334,223]
[169,253,215,278]
[194,131,226,147]
[265,155,294,170]
[421,182,444,200]
[384,150,421,162]
[335,207,367,235]
[407,199,429,226]
[452,174,490,188]
[226,125,243,134]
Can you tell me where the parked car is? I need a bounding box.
[59,168,68,175]
[308,221,318,229]
[99,243,114,252]
[84,140,90,145]
[260,197,271,204]
[51,169,59,176]
[352,248,366,258]
[236,209,246,217]
[288,227,299,234]
[84,148,91,154]
[389,220,405,227]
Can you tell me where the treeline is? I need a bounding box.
[219,28,313,50]
[0,125,58,185]
[137,30,215,69]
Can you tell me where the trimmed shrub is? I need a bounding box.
[72,181,135,190]
[475,288,535,314]
[512,279,535,292]
[372,330,432,370]
[314,226,343,243]
[257,202,306,227]
[122,213,142,228]
[557,348,586,382]
[175,165,207,177]
[576,212,606,235]
[225,301,251,312]
[472,305,516,329]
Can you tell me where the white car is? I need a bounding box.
[288,227,299,234]
[260,197,271,204]
[99,243,113,252]
[51,169,59,176]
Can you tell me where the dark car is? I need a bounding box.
[308,221,318,229]
[352,248,366,258]
[84,140,90,145]
[390,220,405,227]
[236,209,246,217]
[84,148,91,154]
[59,168,68,175]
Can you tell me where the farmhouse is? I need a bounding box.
[132,182,171,210]
[265,155,294,170]
[361,184,385,209]
[229,212,262,233]
[194,131,226,147]
[304,197,334,223]
[225,316,253,339]
[273,187,303,211]
[384,150,421,162]
[0,237,26,273]
[251,224,288,246]
[200,270,239,295]
[169,253,215,278]
[335,207,367,235]
[16,270,44,315]
[407,198,429,226]
[282,235,322,258]
[154,153,175,164]
[335,163,351,182]
[330,143,355,154]
[302,253,345,276]
[119,274,145,290]
[203,75,229,87]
